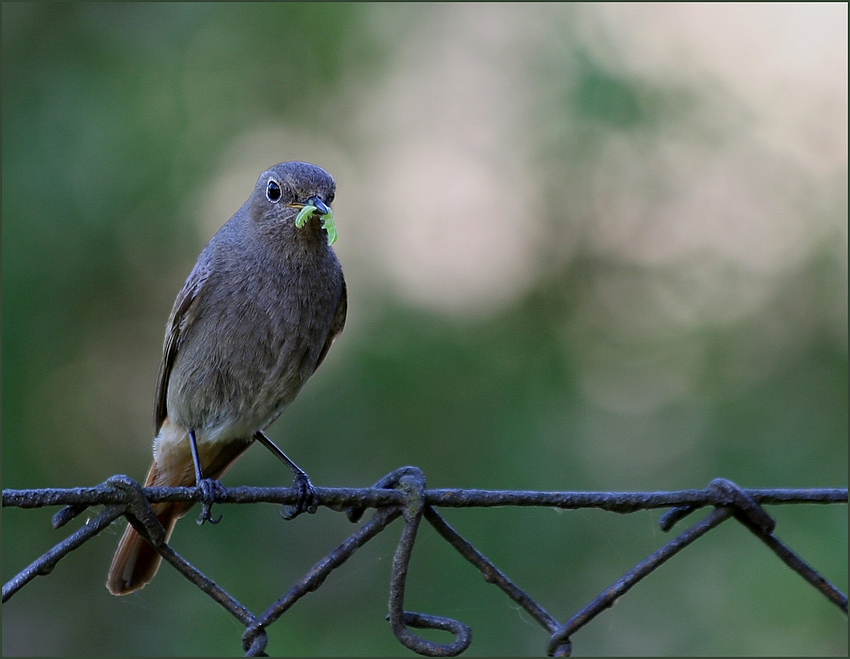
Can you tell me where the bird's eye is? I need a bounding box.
[325,192,335,205]
[266,179,282,203]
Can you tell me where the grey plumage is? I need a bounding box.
[107,161,346,595]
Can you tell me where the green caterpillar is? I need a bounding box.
[295,205,338,246]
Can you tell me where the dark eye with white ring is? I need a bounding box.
[266,179,282,203]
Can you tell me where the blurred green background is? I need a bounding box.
[3,3,847,656]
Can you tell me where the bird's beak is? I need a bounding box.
[287,197,330,215]
[307,196,330,215]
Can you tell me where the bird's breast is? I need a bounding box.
[165,251,342,441]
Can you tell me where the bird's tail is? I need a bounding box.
[106,460,188,596]
[106,436,251,596]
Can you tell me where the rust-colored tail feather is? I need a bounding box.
[106,459,189,596]
[106,438,251,595]
[106,502,180,595]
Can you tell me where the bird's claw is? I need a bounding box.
[196,478,226,525]
[280,472,318,520]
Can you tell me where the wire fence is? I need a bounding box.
[3,467,847,656]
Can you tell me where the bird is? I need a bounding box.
[107,161,347,596]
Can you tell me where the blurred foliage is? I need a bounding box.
[3,3,847,656]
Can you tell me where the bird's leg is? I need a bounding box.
[188,429,223,525]
[253,430,318,519]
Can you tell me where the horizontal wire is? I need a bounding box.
[3,472,847,657]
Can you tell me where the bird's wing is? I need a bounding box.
[314,278,347,372]
[153,263,210,435]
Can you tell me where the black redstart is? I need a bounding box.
[107,161,346,595]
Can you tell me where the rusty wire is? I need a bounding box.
[2,468,847,656]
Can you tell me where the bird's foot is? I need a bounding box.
[280,472,318,520]
[196,478,226,525]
